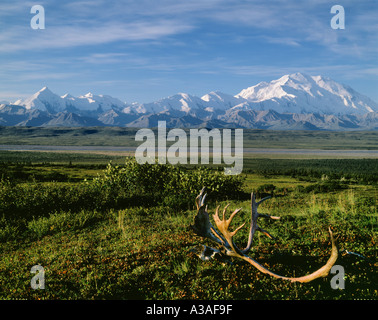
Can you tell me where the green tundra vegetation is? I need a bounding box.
[0,147,376,300]
[0,126,377,150]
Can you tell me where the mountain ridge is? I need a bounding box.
[2,73,377,130]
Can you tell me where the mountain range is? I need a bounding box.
[1,73,377,130]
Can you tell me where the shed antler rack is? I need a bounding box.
[189,188,338,283]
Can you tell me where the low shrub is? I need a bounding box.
[0,181,108,221]
[93,158,243,209]
[0,158,245,224]
[91,158,246,210]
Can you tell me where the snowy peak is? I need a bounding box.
[61,93,74,99]
[73,93,126,111]
[201,91,245,111]
[236,72,378,115]
[237,73,319,101]
[35,87,57,99]
[7,73,378,118]
[14,88,128,113]
[14,86,66,113]
[137,92,208,114]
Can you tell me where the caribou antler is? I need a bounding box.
[190,188,338,283]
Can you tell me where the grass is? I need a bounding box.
[0,156,376,300]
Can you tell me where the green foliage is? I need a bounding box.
[0,127,377,150]
[0,216,19,242]
[91,158,245,210]
[0,181,104,221]
[0,150,122,166]
[0,159,244,242]
[244,158,378,184]
[293,180,347,194]
[256,183,277,196]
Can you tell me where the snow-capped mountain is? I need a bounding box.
[201,91,246,112]
[14,87,127,113]
[71,92,126,111]
[235,72,377,115]
[13,87,66,113]
[3,73,377,130]
[133,93,209,114]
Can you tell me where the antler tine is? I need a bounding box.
[255,193,280,220]
[195,187,207,210]
[241,193,260,254]
[257,226,277,240]
[213,205,245,255]
[242,192,280,254]
[256,194,272,206]
[191,188,229,249]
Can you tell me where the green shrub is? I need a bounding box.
[91,158,245,210]
[0,181,109,220]
[0,158,245,223]
[0,216,19,241]
[304,180,346,193]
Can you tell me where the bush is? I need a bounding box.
[293,180,346,194]
[304,180,346,193]
[0,216,19,241]
[0,181,109,221]
[91,158,245,210]
[0,158,245,223]
[256,183,276,196]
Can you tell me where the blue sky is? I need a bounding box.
[0,0,377,103]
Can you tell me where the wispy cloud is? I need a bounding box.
[263,36,301,47]
[0,20,194,53]
[77,53,130,64]
[0,0,377,102]
[1,0,376,57]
